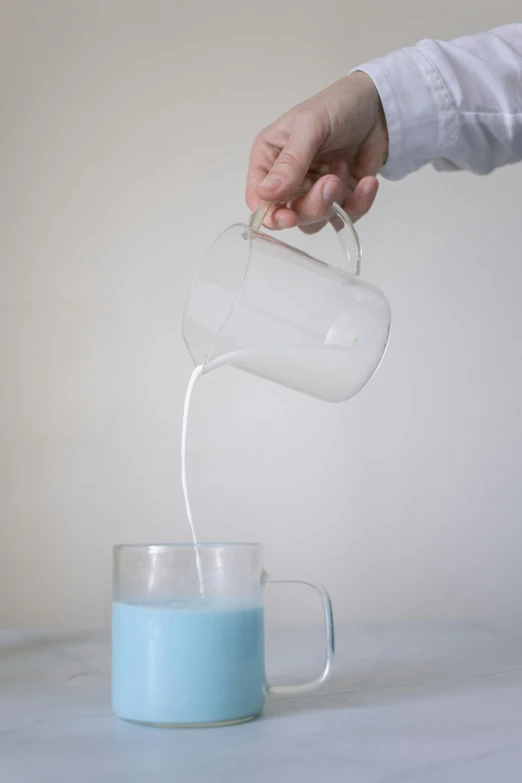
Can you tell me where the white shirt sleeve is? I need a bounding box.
[353,24,522,180]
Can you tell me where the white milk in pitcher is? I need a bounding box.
[225,344,379,403]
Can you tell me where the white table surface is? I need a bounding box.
[1,623,522,782]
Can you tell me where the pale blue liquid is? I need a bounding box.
[112,599,265,725]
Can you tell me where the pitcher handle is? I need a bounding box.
[249,187,361,276]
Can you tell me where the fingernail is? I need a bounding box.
[322,179,339,202]
[259,174,283,192]
[362,180,377,198]
[276,219,287,229]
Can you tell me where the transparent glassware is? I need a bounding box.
[183,193,391,402]
[112,543,334,728]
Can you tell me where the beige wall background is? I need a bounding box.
[1,0,521,629]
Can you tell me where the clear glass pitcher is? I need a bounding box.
[183,192,391,402]
[112,543,334,727]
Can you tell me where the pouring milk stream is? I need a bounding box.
[181,192,391,592]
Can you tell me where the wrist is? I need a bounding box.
[346,71,389,168]
[352,48,454,180]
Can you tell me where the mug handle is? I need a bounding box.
[249,187,362,276]
[264,576,335,697]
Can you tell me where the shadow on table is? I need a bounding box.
[262,660,522,719]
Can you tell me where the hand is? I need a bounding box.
[246,72,388,229]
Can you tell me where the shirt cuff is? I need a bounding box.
[351,47,457,180]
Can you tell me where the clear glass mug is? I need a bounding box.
[183,191,391,402]
[112,543,334,728]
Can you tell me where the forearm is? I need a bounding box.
[353,24,522,179]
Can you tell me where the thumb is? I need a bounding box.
[256,112,323,202]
